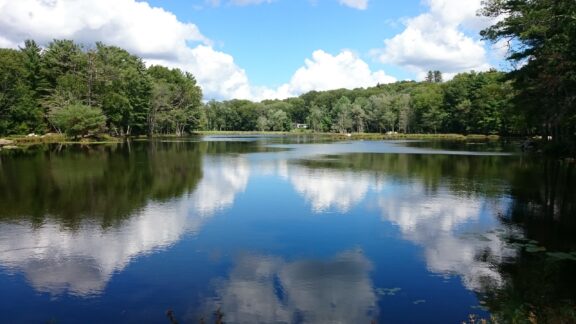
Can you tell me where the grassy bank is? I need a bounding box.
[193,130,501,141]
[1,131,501,146]
[4,134,121,146]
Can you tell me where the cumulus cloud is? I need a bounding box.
[339,0,369,10]
[256,50,396,100]
[0,0,394,100]
[375,0,493,80]
[0,0,252,99]
[0,0,208,58]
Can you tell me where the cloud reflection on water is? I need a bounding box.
[204,250,377,323]
[0,156,250,296]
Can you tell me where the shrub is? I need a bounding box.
[49,104,106,139]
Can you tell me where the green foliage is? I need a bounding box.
[148,65,203,136]
[480,0,576,143]
[49,103,106,139]
[0,39,203,138]
[0,48,45,135]
[0,35,556,139]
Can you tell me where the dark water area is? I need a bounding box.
[0,137,574,323]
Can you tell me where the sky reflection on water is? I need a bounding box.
[0,137,541,323]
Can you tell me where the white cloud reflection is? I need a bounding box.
[0,156,250,296]
[266,157,517,293]
[205,250,377,323]
[379,184,517,292]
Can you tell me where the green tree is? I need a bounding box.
[148,66,203,136]
[307,104,327,132]
[0,49,43,135]
[411,83,445,133]
[268,109,291,131]
[480,0,576,143]
[332,96,353,133]
[48,103,106,139]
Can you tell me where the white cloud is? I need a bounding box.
[0,0,252,99]
[256,50,396,100]
[0,0,208,58]
[0,0,394,100]
[339,0,369,10]
[375,0,493,80]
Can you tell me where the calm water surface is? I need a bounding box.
[0,137,574,323]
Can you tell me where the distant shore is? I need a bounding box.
[0,132,501,149]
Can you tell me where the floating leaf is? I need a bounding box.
[413,299,426,305]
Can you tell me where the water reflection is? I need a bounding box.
[0,138,574,322]
[289,153,519,292]
[205,250,377,323]
[288,167,377,213]
[186,156,249,218]
[379,188,516,292]
[0,142,252,296]
[0,202,187,296]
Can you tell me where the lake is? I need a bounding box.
[0,136,575,323]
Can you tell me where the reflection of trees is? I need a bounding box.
[0,142,252,297]
[0,142,203,227]
[296,153,513,197]
[0,139,272,227]
[484,159,576,322]
[296,152,576,321]
[292,152,517,293]
[203,250,377,323]
[507,159,576,248]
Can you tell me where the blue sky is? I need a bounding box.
[146,0,423,86]
[0,0,505,100]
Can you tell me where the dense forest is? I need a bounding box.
[0,39,516,137]
[0,0,574,148]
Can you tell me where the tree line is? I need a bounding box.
[0,40,203,138]
[202,71,514,135]
[0,0,574,145]
[0,38,556,139]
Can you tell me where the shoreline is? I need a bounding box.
[1,132,501,147]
